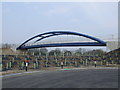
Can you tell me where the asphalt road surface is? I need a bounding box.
[2,68,118,88]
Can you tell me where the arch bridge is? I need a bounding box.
[16,31,106,50]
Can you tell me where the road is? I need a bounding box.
[2,68,118,88]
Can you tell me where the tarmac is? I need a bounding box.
[2,67,119,88]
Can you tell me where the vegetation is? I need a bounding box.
[1,43,119,71]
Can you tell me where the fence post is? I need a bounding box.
[9,62,12,69]
[6,63,9,69]
[36,62,39,69]
[36,58,38,68]
[12,57,14,63]
[33,63,36,69]
[0,63,2,71]
[54,52,57,63]
[46,53,48,67]
[86,59,88,66]
[65,59,66,66]
[22,62,24,70]
[75,61,77,67]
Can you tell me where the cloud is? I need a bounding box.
[45,7,70,16]
[70,18,79,23]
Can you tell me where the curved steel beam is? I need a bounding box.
[17,31,106,50]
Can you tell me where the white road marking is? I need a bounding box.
[0,73,22,77]
[1,71,45,78]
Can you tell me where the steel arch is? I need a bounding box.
[16,31,106,50]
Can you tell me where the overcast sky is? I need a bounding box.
[2,2,118,45]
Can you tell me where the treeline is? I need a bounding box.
[2,43,17,48]
[26,48,106,57]
[1,43,107,56]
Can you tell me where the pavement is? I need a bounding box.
[2,67,119,88]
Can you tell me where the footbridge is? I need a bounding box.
[17,31,107,50]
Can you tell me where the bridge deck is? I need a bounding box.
[17,42,106,50]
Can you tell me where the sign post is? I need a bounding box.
[25,60,28,71]
[61,61,64,69]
